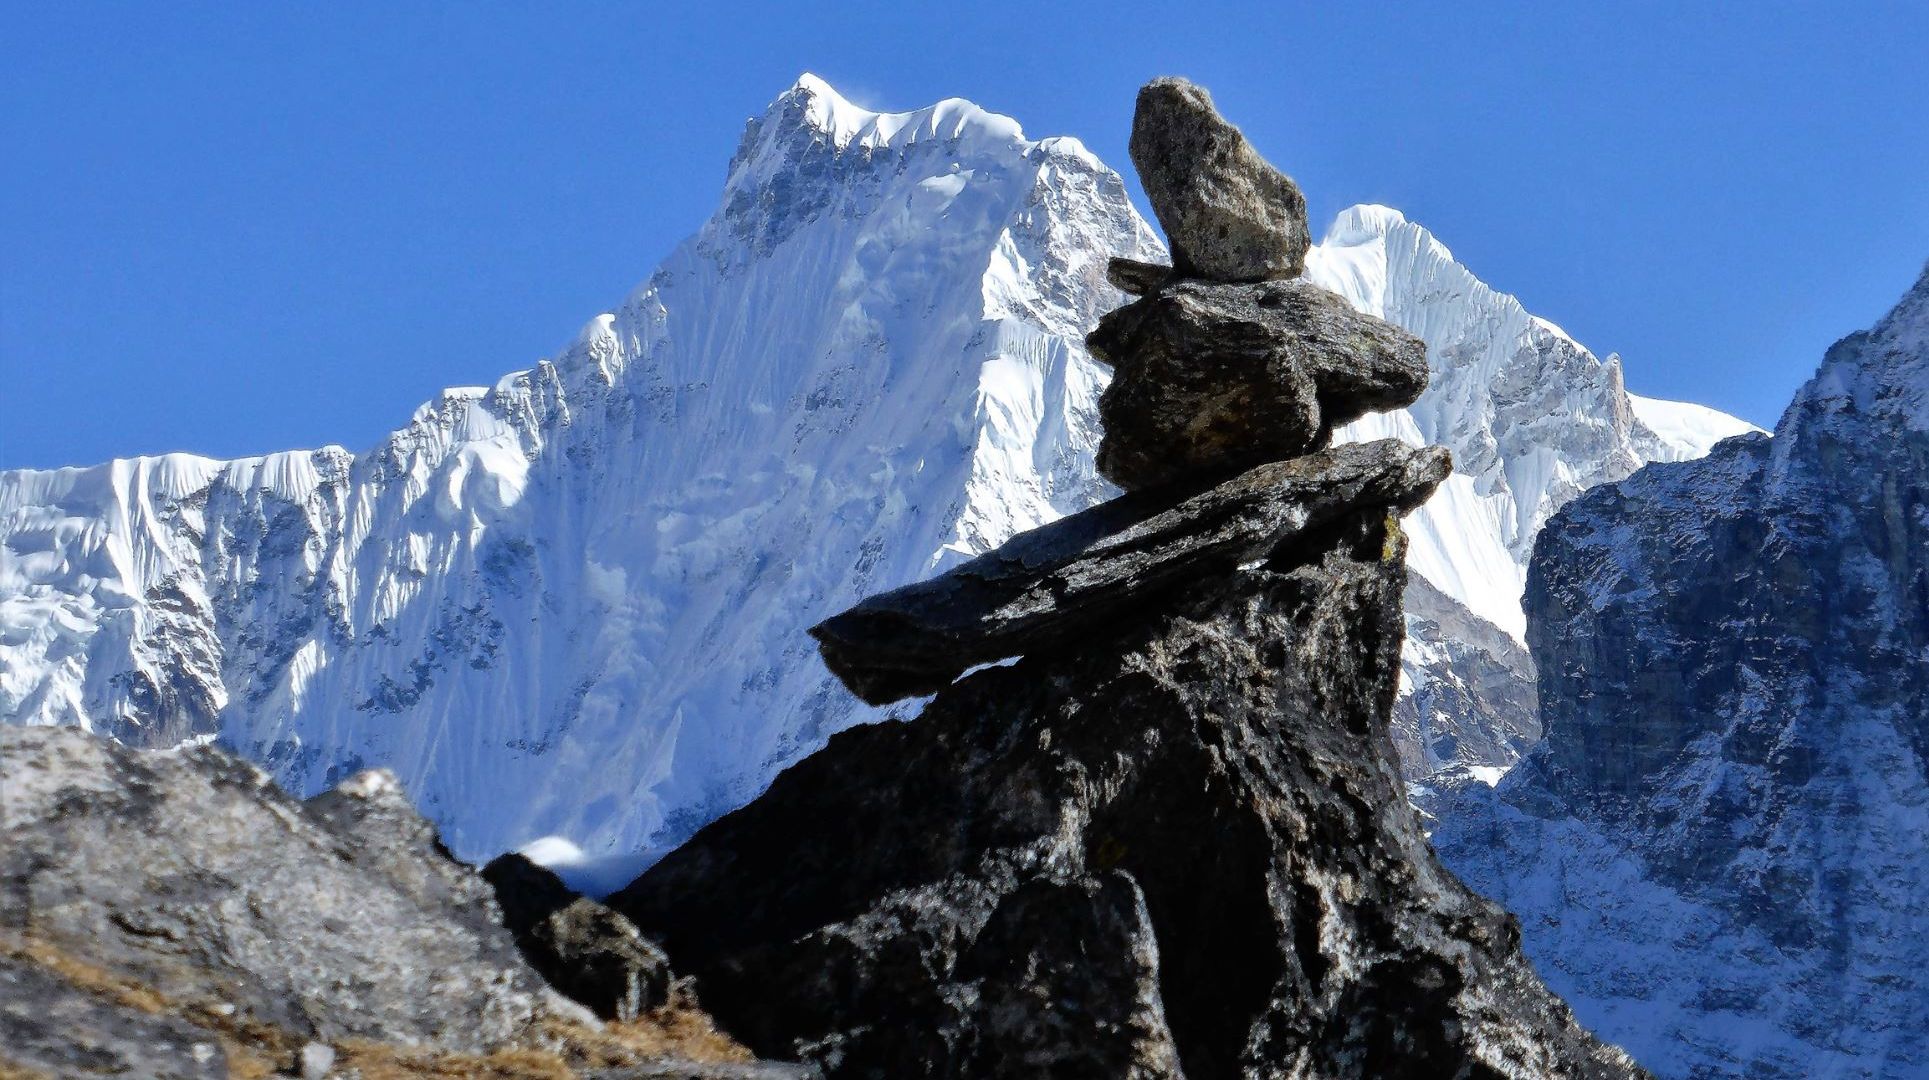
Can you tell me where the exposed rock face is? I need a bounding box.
[486,851,675,1023]
[1391,575,1539,780]
[0,725,810,1079]
[1090,279,1429,489]
[612,78,1640,1079]
[0,726,547,1054]
[812,440,1448,703]
[1131,77,1310,282]
[615,510,1639,1078]
[1430,264,1929,1077]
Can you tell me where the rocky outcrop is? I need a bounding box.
[1430,263,1929,1077]
[486,851,676,1023]
[611,79,1640,1079]
[0,725,811,1079]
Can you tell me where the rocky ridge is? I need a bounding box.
[1430,263,1929,1077]
[611,79,1641,1079]
[0,724,810,1079]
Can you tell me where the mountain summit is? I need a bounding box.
[0,77,1747,876]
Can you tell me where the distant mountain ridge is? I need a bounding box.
[1430,261,1929,1078]
[0,76,1750,879]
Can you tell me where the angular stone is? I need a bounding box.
[613,508,1645,1078]
[1130,77,1310,282]
[1087,278,1429,490]
[1106,256,1175,296]
[957,873,1183,1078]
[809,440,1450,704]
[483,852,675,1022]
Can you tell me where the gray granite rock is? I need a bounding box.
[1087,277,1429,490]
[615,505,1644,1079]
[0,726,814,1077]
[0,731,547,1052]
[1130,77,1310,283]
[0,951,225,1079]
[810,440,1450,704]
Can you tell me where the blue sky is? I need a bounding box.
[4,2,1926,469]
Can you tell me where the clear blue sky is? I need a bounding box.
[5,3,1926,469]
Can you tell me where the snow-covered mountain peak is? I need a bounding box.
[1309,201,1761,641]
[0,77,1754,873]
[782,72,1028,153]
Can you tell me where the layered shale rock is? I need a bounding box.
[610,79,1641,1079]
[0,725,811,1079]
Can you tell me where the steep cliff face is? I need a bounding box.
[1432,264,1929,1078]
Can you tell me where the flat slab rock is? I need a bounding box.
[1130,76,1311,283]
[1087,277,1429,491]
[811,439,1450,704]
[616,508,1646,1079]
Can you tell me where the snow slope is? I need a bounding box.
[0,77,1749,869]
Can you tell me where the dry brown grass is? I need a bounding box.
[1,930,762,1078]
[0,1056,55,1080]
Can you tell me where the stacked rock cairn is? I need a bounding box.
[618,79,1655,1079]
[810,77,1442,701]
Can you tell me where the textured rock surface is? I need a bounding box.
[0,725,812,1079]
[1089,278,1429,489]
[1107,255,1176,295]
[1130,77,1310,282]
[487,852,675,1022]
[614,509,1642,1078]
[1392,575,1539,780]
[1431,264,1929,1078]
[0,726,547,1053]
[811,440,1448,703]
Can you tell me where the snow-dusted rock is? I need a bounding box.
[1432,263,1929,1078]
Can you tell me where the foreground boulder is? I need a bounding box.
[0,725,811,1079]
[613,506,1641,1078]
[486,851,676,1023]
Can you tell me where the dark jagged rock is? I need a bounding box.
[811,440,1449,704]
[1424,265,1929,1076]
[1107,255,1176,295]
[485,852,675,1022]
[614,507,1644,1078]
[1088,277,1429,490]
[1130,77,1311,283]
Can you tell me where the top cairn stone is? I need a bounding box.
[1131,77,1311,283]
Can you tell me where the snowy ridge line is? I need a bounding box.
[0,75,1753,878]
